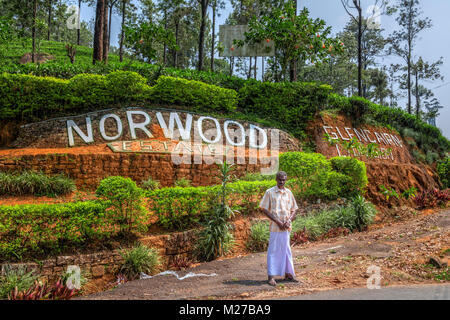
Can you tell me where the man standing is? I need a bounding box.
[259,171,299,286]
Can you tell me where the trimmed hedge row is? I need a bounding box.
[0,201,112,261]
[0,71,237,121]
[280,152,368,200]
[146,180,276,231]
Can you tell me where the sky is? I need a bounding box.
[77,0,450,139]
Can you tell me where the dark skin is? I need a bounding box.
[261,174,303,286]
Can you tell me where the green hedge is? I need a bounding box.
[0,72,236,121]
[149,76,237,113]
[0,171,75,197]
[280,152,367,200]
[238,82,332,138]
[0,201,112,261]
[329,157,368,196]
[146,180,276,231]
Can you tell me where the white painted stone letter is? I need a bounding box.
[67,117,94,147]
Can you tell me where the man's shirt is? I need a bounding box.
[259,186,299,232]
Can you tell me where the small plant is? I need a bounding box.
[241,173,275,181]
[379,185,400,202]
[401,187,418,200]
[96,176,146,234]
[0,265,38,299]
[8,278,80,300]
[350,195,376,232]
[195,162,237,262]
[141,177,160,190]
[246,221,270,252]
[174,178,192,188]
[414,189,449,209]
[170,256,193,271]
[291,227,309,246]
[118,244,161,280]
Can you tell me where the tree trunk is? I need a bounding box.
[93,0,105,64]
[254,56,257,79]
[197,0,208,71]
[32,0,38,63]
[247,57,252,80]
[47,0,52,41]
[163,9,167,65]
[210,3,216,71]
[77,0,81,45]
[108,2,113,51]
[357,5,363,97]
[174,22,179,68]
[119,0,126,62]
[262,57,264,81]
[102,0,109,63]
[415,69,420,118]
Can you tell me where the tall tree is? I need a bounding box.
[340,0,386,96]
[102,0,109,62]
[93,0,105,64]
[197,0,211,71]
[32,0,38,63]
[412,57,444,118]
[209,0,225,72]
[387,0,432,114]
[119,0,128,62]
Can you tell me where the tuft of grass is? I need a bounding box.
[140,177,161,190]
[246,221,270,252]
[118,244,161,280]
[0,171,75,197]
[0,265,38,299]
[174,178,192,188]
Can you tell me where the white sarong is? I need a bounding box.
[267,231,295,277]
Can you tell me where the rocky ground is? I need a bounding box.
[80,207,449,300]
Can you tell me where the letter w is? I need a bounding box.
[156,112,192,141]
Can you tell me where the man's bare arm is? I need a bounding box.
[261,208,285,230]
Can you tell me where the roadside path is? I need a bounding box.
[81,208,449,300]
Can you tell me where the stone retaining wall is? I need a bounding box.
[0,219,256,284]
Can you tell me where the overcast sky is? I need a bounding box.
[78,0,450,139]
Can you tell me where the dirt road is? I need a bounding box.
[81,208,449,300]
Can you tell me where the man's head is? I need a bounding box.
[276,171,287,189]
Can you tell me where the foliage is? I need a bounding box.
[140,177,161,191]
[379,185,400,202]
[350,195,377,232]
[0,171,75,197]
[150,75,238,113]
[124,22,178,63]
[246,220,270,252]
[280,152,366,200]
[195,162,236,262]
[118,244,161,280]
[237,3,343,80]
[174,178,191,188]
[0,201,114,261]
[329,157,368,196]
[146,180,275,231]
[0,265,38,299]
[291,198,376,239]
[437,157,449,189]
[238,81,332,138]
[414,189,449,209]
[240,173,276,181]
[95,176,146,235]
[401,187,418,200]
[8,278,80,300]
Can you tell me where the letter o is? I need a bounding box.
[99,114,123,141]
[197,116,222,144]
[224,120,245,147]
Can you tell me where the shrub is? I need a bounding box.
[0,201,111,260]
[174,178,191,188]
[246,221,270,252]
[0,171,75,197]
[0,265,38,299]
[329,157,368,196]
[8,277,80,300]
[281,153,366,200]
[118,244,161,280]
[241,173,276,181]
[149,76,238,113]
[105,71,149,101]
[96,176,146,234]
[140,177,160,191]
[437,157,449,189]
[414,189,449,209]
[350,195,376,231]
[238,81,332,138]
[195,162,236,262]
